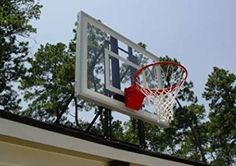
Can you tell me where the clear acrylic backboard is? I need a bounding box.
[75,11,171,128]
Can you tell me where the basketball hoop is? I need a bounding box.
[125,61,188,126]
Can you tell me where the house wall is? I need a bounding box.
[0,138,107,166]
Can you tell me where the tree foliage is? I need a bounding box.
[0,0,42,112]
[20,43,74,123]
[203,67,236,165]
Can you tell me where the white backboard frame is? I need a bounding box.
[75,11,168,128]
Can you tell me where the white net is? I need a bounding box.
[135,61,187,125]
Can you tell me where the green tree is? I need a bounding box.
[0,0,42,112]
[174,104,208,162]
[20,43,74,123]
[203,67,236,166]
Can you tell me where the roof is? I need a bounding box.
[0,111,210,166]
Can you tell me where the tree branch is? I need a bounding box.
[54,91,74,124]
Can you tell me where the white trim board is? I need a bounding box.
[0,117,191,166]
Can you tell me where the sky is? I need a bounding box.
[31,0,236,106]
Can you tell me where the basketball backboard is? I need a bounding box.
[75,11,169,128]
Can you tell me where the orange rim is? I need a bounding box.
[132,61,188,94]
